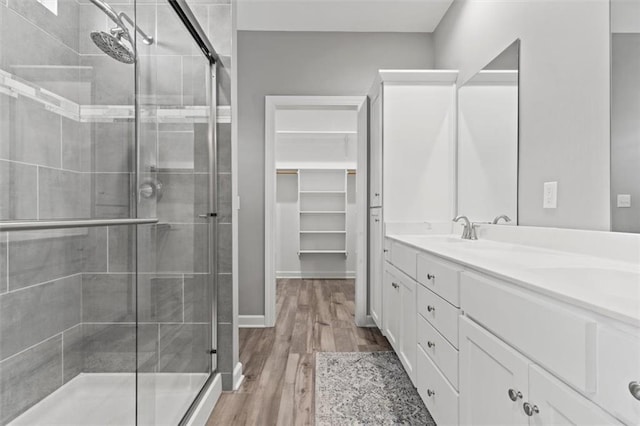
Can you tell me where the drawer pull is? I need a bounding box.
[375,193,380,197]
[427,389,436,397]
[427,341,435,349]
[523,403,539,416]
[427,273,435,280]
[427,305,436,313]
[630,381,640,400]
[392,282,399,289]
[508,389,522,401]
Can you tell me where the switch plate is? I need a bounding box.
[543,181,558,209]
[617,194,631,208]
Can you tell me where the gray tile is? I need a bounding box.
[82,323,136,373]
[216,273,232,323]
[82,274,136,323]
[155,4,204,56]
[208,5,231,57]
[217,322,233,373]
[217,56,231,107]
[8,0,80,52]
[217,172,232,223]
[63,324,83,383]
[80,55,135,105]
[220,372,233,391]
[0,235,6,293]
[217,223,232,274]
[157,173,208,223]
[61,118,91,172]
[0,160,37,220]
[93,122,134,173]
[137,275,183,323]
[94,173,131,218]
[107,225,135,273]
[156,224,209,274]
[183,55,208,106]
[8,228,95,290]
[157,130,195,170]
[1,7,81,102]
[78,3,109,55]
[217,123,231,173]
[0,92,10,155]
[39,167,91,219]
[0,96,61,168]
[151,56,183,106]
[0,275,81,360]
[83,227,108,273]
[194,123,210,172]
[0,336,63,424]
[159,324,209,373]
[184,274,210,323]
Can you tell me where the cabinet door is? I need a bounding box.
[369,209,383,328]
[528,365,622,426]
[459,317,529,426]
[383,267,400,350]
[369,92,383,207]
[398,275,417,384]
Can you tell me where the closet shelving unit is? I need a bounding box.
[297,169,348,256]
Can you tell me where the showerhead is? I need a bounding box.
[88,0,154,64]
[91,31,136,64]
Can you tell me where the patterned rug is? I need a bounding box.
[315,352,435,425]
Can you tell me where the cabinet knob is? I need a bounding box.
[427,389,436,397]
[523,402,539,416]
[508,389,522,401]
[427,273,435,280]
[392,282,399,289]
[383,249,388,253]
[374,219,380,223]
[375,193,380,197]
[629,381,640,400]
[427,305,436,313]
[427,341,435,349]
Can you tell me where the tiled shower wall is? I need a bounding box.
[0,0,234,423]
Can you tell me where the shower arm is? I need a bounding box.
[89,0,154,45]
[119,12,154,46]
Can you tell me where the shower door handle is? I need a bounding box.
[198,213,217,219]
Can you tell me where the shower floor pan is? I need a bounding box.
[8,372,209,426]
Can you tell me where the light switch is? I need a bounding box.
[617,194,631,208]
[543,181,558,209]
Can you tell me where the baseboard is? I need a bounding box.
[238,315,266,328]
[362,315,377,327]
[232,362,244,390]
[185,373,222,426]
[276,271,356,279]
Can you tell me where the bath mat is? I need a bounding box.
[315,351,435,425]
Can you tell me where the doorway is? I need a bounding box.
[264,96,369,327]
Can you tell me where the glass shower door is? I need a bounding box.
[135,3,214,425]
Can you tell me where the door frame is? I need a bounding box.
[264,96,369,327]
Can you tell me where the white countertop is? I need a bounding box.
[386,233,640,327]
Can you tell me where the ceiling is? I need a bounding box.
[236,0,455,33]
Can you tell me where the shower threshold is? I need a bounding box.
[8,372,209,426]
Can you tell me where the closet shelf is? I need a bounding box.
[300,231,347,234]
[299,211,346,214]
[298,250,347,255]
[299,191,346,195]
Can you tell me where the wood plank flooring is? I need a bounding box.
[206,279,392,425]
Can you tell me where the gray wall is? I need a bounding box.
[238,31,434,316]
[611,34,640,233]
[434,0,611,231]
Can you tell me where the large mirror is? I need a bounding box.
[457,40,520,224]
[611,0,640,233]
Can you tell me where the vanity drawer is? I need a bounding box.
[417,314,459,389]
[417,253,460,307]
[417,344,459,426]
[417,284,460,348]
[460,272,597,393]
[594,325,640,425]
[390,241,417,279]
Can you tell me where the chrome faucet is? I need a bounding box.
[492,214,512,224]
[453,215,478,240]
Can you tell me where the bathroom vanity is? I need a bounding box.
[381,228,640,425]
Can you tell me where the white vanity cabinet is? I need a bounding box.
[460,316,621,426]
[369,208,383,328]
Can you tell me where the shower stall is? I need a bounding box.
[0,0,222,424]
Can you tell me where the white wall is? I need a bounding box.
[434,0,611,230]
[458,75,518,223]
[238,31,434,316]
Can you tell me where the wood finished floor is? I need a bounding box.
[206,279,392,425]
